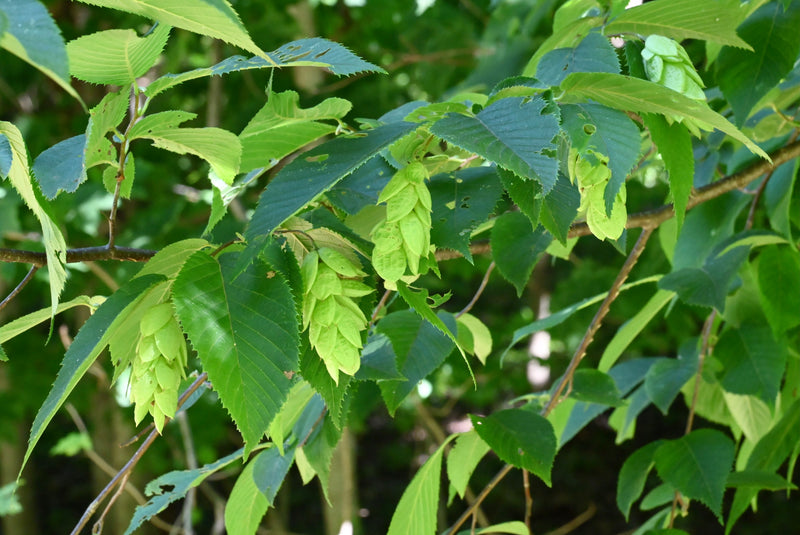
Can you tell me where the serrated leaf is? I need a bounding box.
[21,274,166,478]
[537,32,620,87]
[77,0,266,60]
[456,313,492,364]
[605,0,750,49]
[644,350,698,414]
[654,429,734,521]
[86,89,129,162]
[718,1,800,125]
[716,326,786,404]
[224,455,268,535]
[127,110,196,140]
[245,121,415,242]
[395,283,461,352]
[491,214,552,296]
[447,430,490,500]
[0,121,67,319]
[644,114,693,230]
[145,37,385,97]
[560,73,769,160]
[562,102,641,213]
[300,346,351,429]
[356,333,405,381]
[0,0,82,104]
[0,296,99,349]
[431,97,560,193]
[497,166,542,227]
[32,135,87,199]
[239,91,351,172]
[659,246,749,311]
[126,448,243,535]
[757,245,800,334]
[540,172,580,243]
[66,23,169,86]
[173,251,298,454]
[429,167,502,261]
[377,310,455,414]
[617,441,661,520]
[571,369,625,406]
[472,408,557,486]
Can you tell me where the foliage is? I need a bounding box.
[1,0,800,534]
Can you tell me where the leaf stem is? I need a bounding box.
[456,261,495,318]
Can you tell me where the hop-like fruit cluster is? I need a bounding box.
[302,247,373,383]
[642,35,705,101]
[568,149,626,241]
[371,161,433,285]
[131,302,187,432]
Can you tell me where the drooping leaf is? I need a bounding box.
[560,72,769,160]
[0,0,81,103]
[66,23,170,86]
[717,1,800,125]
[21,274,166,478]
[491,213,552,296]
[430,97,560,193]
[617,441,662,520]
[126,449,243,535]
[447,430,491,501]
[76,0,266,59]
[145,37,386,97]
[561,102,640,212]
[246,121,415,242]
[756,245,800,334]
[429,167,503,261]
[0,121,68,318]
[224,454,268,535]
[570,369,625,407]
[715,325,786,404]
[643,114,693,230]
[172,251,299,454]
[239,91,351,172]
[536,32,620,87]
[604,0,750,49]
[654,429,735,521]
[659,246,749,311]
[377,310,455,414]
[32,135,87,199]
[472,407,557,486]
[0,296,100,348]
[387,439,450,535]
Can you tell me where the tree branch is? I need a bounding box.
[0,246,156,266]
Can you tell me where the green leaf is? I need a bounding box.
[377,310,455,414]
[447,430,490,501]
[32,135,87,199]
[77,0,266,59]
[387,438,450,535]
[299,347,351,430]
[472,407,557,486]
[523,16,604,76]
[571,369,625,406]
[0,0,82,104]
[356,333,405,381]
[540,172,580,243]
[716,325,786,404]
[654,429,734,521]
[85,89,129,165]
[561,103,640,212]
[764,159,797,239]
[724,393,772,443]
[617,441,661,520]
[659,246,749,311]
[0,295,100,347]
[717,1,800,125]
[246,121,415,242]
[252,445,296,504]
[431,97,560,193]
[172,251,299,454]
[145,37,385,97]
[21,274,166,478]
[127,110,196,140]
[0,132,12,177]
[491,214,552,296]
[453,522,530,535]
[239,90,351,172]
[644,350,698,414]
[536,32,620,87]
[135,238,209,280]
[429,167,503,261]
[497,166,541,227]
[604,0,750,48]
[395,283,461,351]
[66,23,169,86]
[726,470,796,490]
[326,155,395,214]
[644,114,693,230]
[456,313,492,364]
[0,121,68,319]
[125,449,243,535]
[757,245,800,334]
[225,455,268,535]
[268,381,315,455]
[560,73,769,160]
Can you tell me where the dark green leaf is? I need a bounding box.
[326,155,395,214]
[497,166,542,227]
[472,407,557,486]
[395,283,460,349]
[430,97,560,193]
[617,441,662,520]
[726,470,797,490]
[764,160,797,239]
[252,446,296,505]
[654,429,734,521]
[716,325,786,404]
[32,135,86,199]
[643,114,693,230]
[659,246,749,311]
[491,213,552,296]
[717,1,800,125]
[357,333,405,381]
[537,32,620,87]
[757,245,800,334]
[173,252,299,454]
[0,133,12,178]
[429,167,502,261]
[540,172,580,243]
[645,344,698,414]
[570,369,625,407]
[300,346,351,430]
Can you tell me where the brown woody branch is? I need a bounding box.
[0,245,156,266]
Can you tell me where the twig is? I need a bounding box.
[0,265,38,312]
[0,246,156,266]
[446,464,513,534]
[177,411,197,535]
[544,502,597,535]
[456,261,495,318]
[523,469,532,533]
[369,289,393,327]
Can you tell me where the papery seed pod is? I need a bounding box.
[642,35,705,101]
